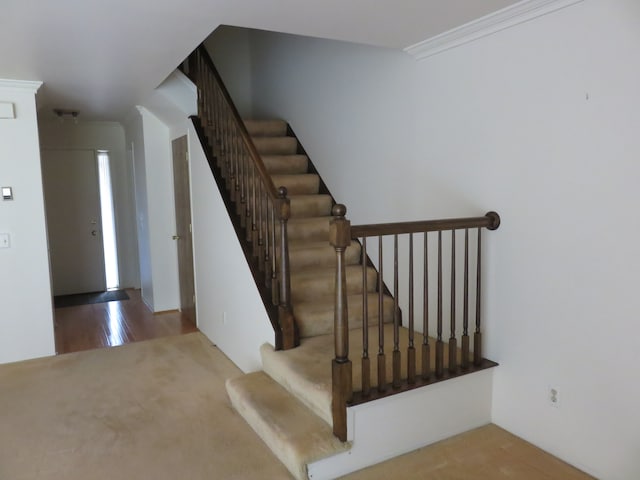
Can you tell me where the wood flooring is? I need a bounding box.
[54,288,198,354]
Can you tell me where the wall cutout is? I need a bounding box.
[0,102,15,119]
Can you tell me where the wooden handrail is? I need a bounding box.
[331,205,500,440]
[351,211,500,237]
[188,44,297,350]
[194,45,280,202]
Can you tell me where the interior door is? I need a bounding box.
[42,149,107,296]
[172,136,196,324]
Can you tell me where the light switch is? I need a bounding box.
[0,233,9,248]
[2,187,12,200]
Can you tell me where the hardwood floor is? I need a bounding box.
[54,288,198,354]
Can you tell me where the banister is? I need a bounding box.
[350,211,500,238]
[195,45,280,202]
[331,205,500,437]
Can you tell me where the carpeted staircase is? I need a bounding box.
[226,119,395,479]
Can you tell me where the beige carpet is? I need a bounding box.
[0,333,593,480]
[0,333,291,480]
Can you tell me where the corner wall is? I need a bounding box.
[0,81,55,363]
[245,1,640,477]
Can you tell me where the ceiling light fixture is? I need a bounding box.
[53,108,79,124]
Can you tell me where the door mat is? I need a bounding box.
[54,290,130,309]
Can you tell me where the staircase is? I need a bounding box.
[186,45,500,480]
[226,120,394,479]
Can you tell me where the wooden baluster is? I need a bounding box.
[240,151,248,228]
[422,231,430,380]
[474,228,483,366]
[270,205,278,306]
[245,165,253,243]
[361,237,371,397]
[436,231,444,378]
[257,182,265,270]
[234,137,241,203]
[264,196,272,285]
[330,204,352,442]
[407,233,416,384]
[462,228,470,369]
[449,230,457,374]
[392,234,401,389]
[278,187,297,350]
[377,235,386,392]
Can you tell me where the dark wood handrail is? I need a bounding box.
[194,45,280,202]
[330,205,500,440]
[351,211,500,238]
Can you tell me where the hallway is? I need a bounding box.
[54,288,197,354]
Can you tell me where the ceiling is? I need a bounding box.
[1,0,519,122]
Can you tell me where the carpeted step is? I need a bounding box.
[294,293,395,338]
[287,216,331,243]
[262,155,309,175]
[290,194,333,218]
[271,174,320,195]
[253,136,298,155]
[286,241,361,271]
[290,265,377,303]
[261,324,460,427]
[244,119,288,137]
[226,372,350,480]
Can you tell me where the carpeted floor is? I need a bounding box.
[0,332,593,480]
[0,332,291,480]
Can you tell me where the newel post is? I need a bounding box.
[330,204,352,442]
[278,187,298,350]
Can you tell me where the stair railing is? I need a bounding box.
[186,45,298,350]
[330,205,500,440]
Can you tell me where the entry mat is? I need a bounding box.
[54,290,130,308]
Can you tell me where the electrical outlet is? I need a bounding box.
[222,311,227,325]
[548,386,560,408]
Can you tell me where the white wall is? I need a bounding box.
[205,25,253,118]
[0,81,55,363]
[123,107,180,312]
[188,124,274,372]
[38,121,139,289]
[244,1,640,478]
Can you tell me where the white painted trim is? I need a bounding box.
[0,79,43,92]
[405,0,584,60]
[308,369,494,479]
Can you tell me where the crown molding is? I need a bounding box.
[0,79,43,92]
[405,0,584,61]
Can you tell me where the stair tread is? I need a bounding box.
[289,194,333,218]
[271,173,320,195]
[294,293,395,338]
[244,119,287,137]
[262,155,309,174]
[226,371,349,480]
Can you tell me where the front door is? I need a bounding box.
[42,149,107,296]
[172,136,196,324]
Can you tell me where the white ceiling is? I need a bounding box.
[1,0,519,121]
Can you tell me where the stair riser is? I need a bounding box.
[271,174,320,195]
[290,268,377,303]
[283,243,361,271]
[253,137,298,155]
[245,119,288,137]
[262,155,309,175]
[290,195,333,218]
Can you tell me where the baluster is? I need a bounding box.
[234,136,241,202]
[245,165,253,243]
[422,232,430,380]
[377,235,386,392]
[361,237,370,397]
[436,231,444,378]
[229,126,237,202]
[462,228,470,369]
[257,182,265,269]
[251,169,259,256]
[449,230,457,374]
[264,196,272,284]
[474,228,483,366]
[330,204,352,442]
[240,151,248,228]
[270,205,278,306]
[408,233,416,384]
[392,234,401,389]
[277,187,296,350]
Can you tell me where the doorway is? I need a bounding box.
[41,148,121,296]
